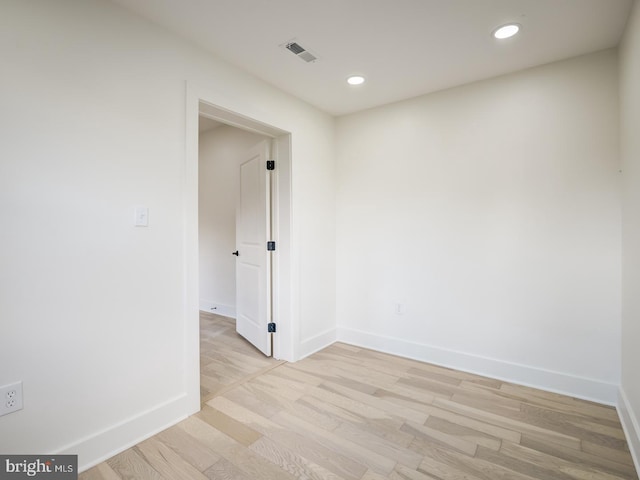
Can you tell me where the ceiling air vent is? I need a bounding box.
[284,40,318,63]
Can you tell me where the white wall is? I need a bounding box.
[1,0,629,470]
[198,124,265,317]
[336,49,621,404]
[0,0,335,470]
[619,0,640,467]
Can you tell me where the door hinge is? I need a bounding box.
[267,241,276,251]
[268,322,276,333]
[266,160,275,171]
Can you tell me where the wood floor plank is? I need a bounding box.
[374,384,438,406]
[497,441,632,480]
[314,351,417,382]
[424,416,502,451]
[80,318,638,480]
[397,375,461,399]
[79,463,121,480]
[206,395,285,433]
[581,440,636,467]
[432,396,583,450]
[517,403,629,449]
[202,360,286,404]
[156,424,220,472]
[415,440,540,480]
[203,458,253,480]
[218,384,289,417]
[242,383,342,432]
[447,391,524,417]
[289,358,393,393]
[251,372,311,400]
[134,438,209,480]
[307,355,404,386]
[376,390,521,443]
[269,429,368,480]
[272,410,397,476]
[333,420,424,468]
[198,312,280,400]
[321,380,429,424]
[305,381,402,424]
[196,405,262,447]
[362,470,390,480]
[499,383,621,420]
[467,381,622,425]
[476,443,622,480]
[417,454,486,480]
[520,434,638,479]
[222,384,283,418]
[210,393,367,479]
[391,463,441,480]
[250,436,347,480]
[106,449,164,480]
[298,392,385,427]
[270,363,325,386]
[330,343,362,353]
[179,416,298,480]
[322,345,414,378]
[401,421,478,457]
[407,365,503,389]
[298,393,415,448]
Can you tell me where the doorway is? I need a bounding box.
[183,90,294,415]
[198,120,274,356]
[197,119,267,322]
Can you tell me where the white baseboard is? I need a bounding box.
[200,300,235,318]
[337,327,618,406]
[299,327,337,360]
[59,394,193,473]
[618,388,640,474]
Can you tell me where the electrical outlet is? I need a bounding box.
[0,381,23,417]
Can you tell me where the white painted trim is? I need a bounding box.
[60,394,189,473]
[618,388,640,474]
[199,301,236,318]
[337,327,618,405]
[186,81,296,364]
[271,134,294,362]
[299,328,337,360]
[184,83,203,420]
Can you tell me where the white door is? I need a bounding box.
[235,140,272,356]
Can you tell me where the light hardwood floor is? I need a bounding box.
[199,312,284,404]
[81,314,638,479]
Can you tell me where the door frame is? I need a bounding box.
[184,83,294,414]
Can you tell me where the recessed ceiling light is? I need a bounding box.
[347,75,365,86]
[493,23,521,40]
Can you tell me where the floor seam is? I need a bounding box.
[201,359,287,406]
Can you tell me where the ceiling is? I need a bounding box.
[111,0,633,116]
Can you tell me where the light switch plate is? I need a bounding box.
[134,206,149,227]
